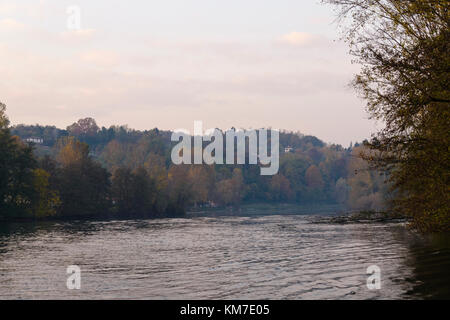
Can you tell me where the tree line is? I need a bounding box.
[1,106,387,221]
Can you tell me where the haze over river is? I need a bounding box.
[0,214,449,299]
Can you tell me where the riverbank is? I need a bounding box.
[0,202,407,225]
[312,210,411,225]
[0,202,344,223]
[0,210,185,224]
[187,203,412,226]
[187,202,346,217]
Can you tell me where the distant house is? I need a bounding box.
[284,146,293,153]
[25,137,44,144]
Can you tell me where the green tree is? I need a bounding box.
[0,102,9,129]
[130,167,157,216]
[0,104,37,218]
[31,168,61,218]
[55,137,110,217]
[112,167,134,214]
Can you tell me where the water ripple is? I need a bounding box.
[0,215,449,299]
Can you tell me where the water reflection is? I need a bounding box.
[0,215,448,299]
[402,234,450,299]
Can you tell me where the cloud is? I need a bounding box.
[80,50,120,67]
[59,29,97,40]
[0,24,366,146]
[0,18,25,31]
[0,1,50,18]
[307,16,333,25]
[0,3,18,15]
[278,32,319,46]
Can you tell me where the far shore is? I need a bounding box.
[0,202,409,225]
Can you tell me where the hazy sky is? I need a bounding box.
[0,0,378,146]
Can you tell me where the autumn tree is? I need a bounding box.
[215,179,234,206]
[346,146,387,211]
[188,165,215,206]
[324,0,450,231]
[230,168,245,207]
[56,136,90,166]
[67,117,99,137]
[144,153,169,212]
[101,139,128,170]
[269,174,293,202]
[305,165,324,189]
[167,165,194,216]
[67,117,100,145]
[55,137,110,216]
[31,169,61,218]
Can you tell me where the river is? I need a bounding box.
[0,214,449,299]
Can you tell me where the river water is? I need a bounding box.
[0,215,449,299]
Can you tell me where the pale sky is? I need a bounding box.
[0,0,378,146]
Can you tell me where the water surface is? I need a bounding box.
[0,215,449,299]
